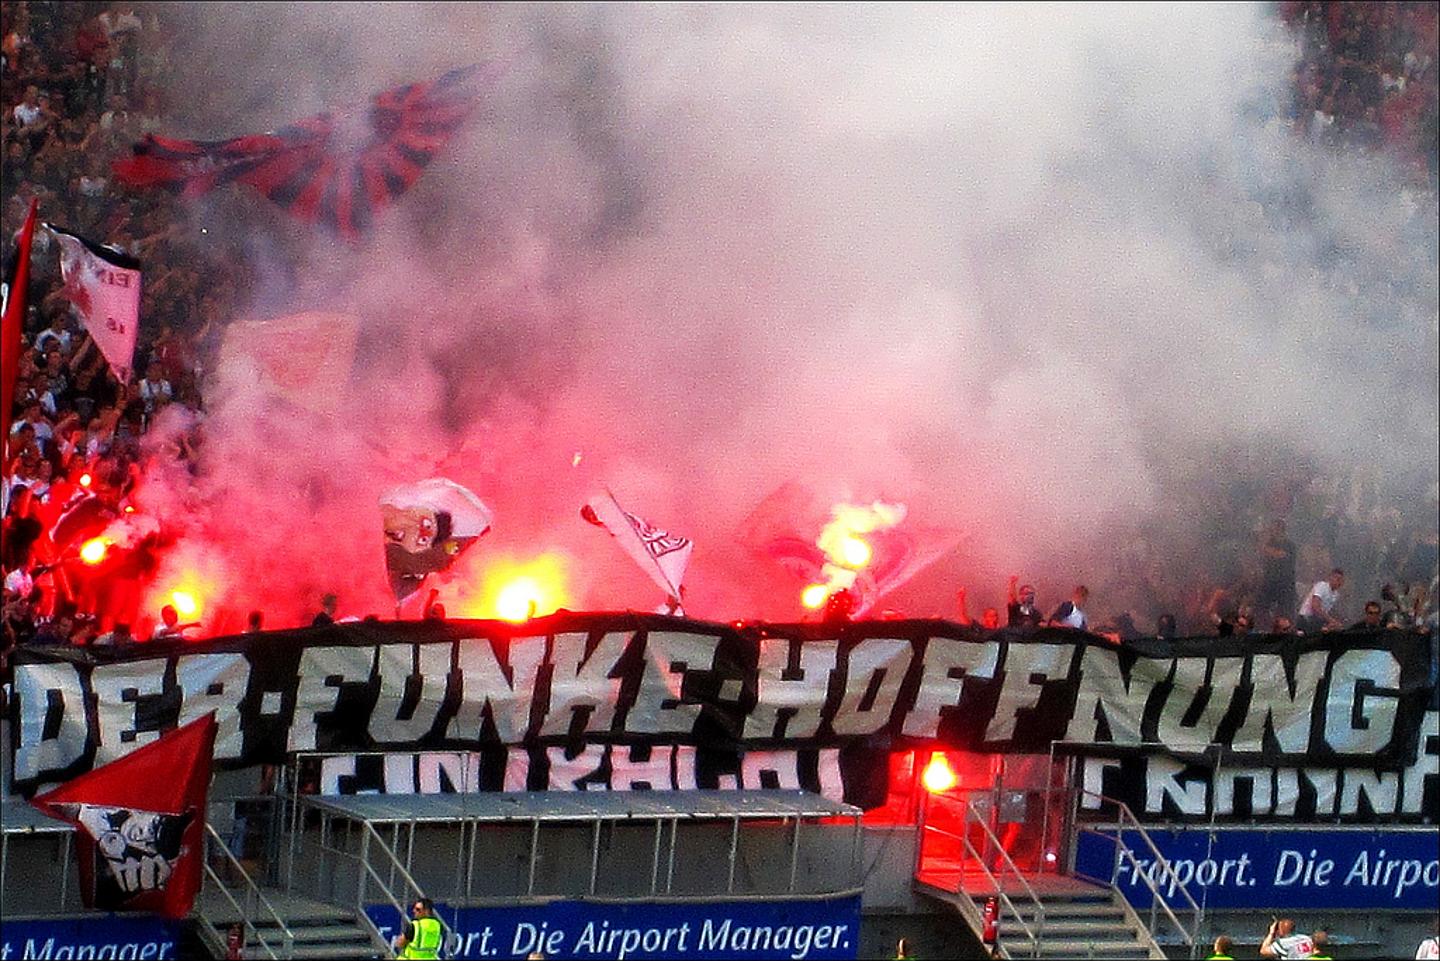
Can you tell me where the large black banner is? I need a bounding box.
[8,616,1436,818]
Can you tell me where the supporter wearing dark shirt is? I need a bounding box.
[1257,520,1297,617]
[1006,575,1043,629]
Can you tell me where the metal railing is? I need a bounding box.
[919,790,1046,959]
[1072,791,1202,955]
[307,813,444,956]
[199,822,295,960]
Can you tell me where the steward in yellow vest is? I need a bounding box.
[396,899,443,960]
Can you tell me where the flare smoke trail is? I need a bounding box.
[135,2,1437,629]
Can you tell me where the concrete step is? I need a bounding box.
[1003,920,1142,940]
[1031,940,1153,959]
[242,946,385,960]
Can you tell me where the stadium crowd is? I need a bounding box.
[2,1,1438,664]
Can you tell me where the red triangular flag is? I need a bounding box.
[31,714,218,919]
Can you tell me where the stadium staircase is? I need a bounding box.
[195,823,388,959]
[913,790,1198,960]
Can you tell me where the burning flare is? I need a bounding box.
[799,501,905,611]
[79,537,110,565]
[463,554,572,623]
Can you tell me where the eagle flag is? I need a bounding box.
[30,713,218,919]
[582,490,693,610]
[380,478,492,602]
[112,63,502,238]
[44,224,142,384]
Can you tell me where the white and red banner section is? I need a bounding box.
[9,617,1437,822]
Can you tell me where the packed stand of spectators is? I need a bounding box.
[2,1,246,664]
[1281,0,1439,183]
[2,1,1438,663]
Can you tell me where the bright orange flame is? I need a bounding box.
[496,578,545,622]
[170,590,200,618]
[461,554,571,623]
[922,753,958,793]
[79,537,109,565]
[801,584,830,609]
[78,473,92,488]
[838,535,872,569]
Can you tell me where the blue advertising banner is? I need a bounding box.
[1074,826,1440,911]
[365,895,863,960]
[0,916,183,959]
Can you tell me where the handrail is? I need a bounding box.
[921,791,1045,959]
[1077,791,1201,950]
[354,820,451,955]
[201,822,294,960]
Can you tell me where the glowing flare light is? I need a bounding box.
[79,537,109,565]
[922,753,958,794]
[496,578,545,622]
[801,584,830,609]
[170,590,200,618]
[461,554,572,623]
[798,500,905,612]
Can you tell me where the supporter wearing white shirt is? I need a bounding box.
[1416,931,1439,960]
[1049,585,1089,630]
[1261,918,1315,960]
[1297,568,1345,632]
[12,86,42,126]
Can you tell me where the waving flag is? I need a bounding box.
[45,224,142,384]
[380,478,492,602]
[31,714,217,919]
[2,199,38,463]
[740,481,961,615]
[218,311,359,416]
[582,491,693,607]
[112,63,501,238]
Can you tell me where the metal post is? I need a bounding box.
[725,816,740,894]
[665,819,678,894]
[850,814,862,889]
[526,820,540,896]
[358,823,371,911]
[59,833,72,911]
[588,820,602,896]
[465,819,478,902]
[649,820,663,896]
[787,817,802,893]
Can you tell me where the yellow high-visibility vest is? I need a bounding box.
[399,916,442,960]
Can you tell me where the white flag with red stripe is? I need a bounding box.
[46,224,142,384]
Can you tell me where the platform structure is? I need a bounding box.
[0,797,76,917]
[283,788,864,909]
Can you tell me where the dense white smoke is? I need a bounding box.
[138,2,1438,630]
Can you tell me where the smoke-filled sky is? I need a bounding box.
[138,2,1438,630]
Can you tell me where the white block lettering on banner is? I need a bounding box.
[13,663,88,783]
[986,644,1071,740]
[832,638,911,736]
[447,635,545,742]
[1234,652,1327,754]
[541,633,629,736]
[1156,658,1243,748]
[901,638,997,737]
[1324,649,1402,755]
[290,646,375,751]
[744,639,837,739]
[610,745,674,790]
[627,632,719,734]
[90,663,166,764]
[370,643,451,742]
[1064,647,1156,745]
[175,653,251,760]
